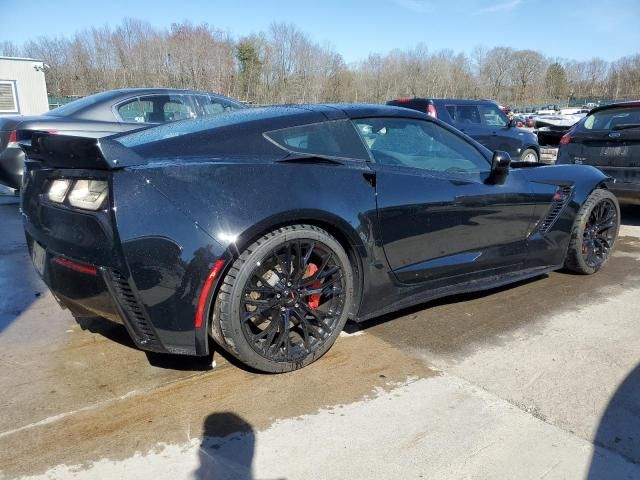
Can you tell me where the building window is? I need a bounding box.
[0,81,19,114]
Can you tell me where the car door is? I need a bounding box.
[352,116,536,286]
[448,104,486,142]
[477,103,521,156]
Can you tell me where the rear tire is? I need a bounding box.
[564,189,620,275]
[212,225,354,373]
[521,148,539,162]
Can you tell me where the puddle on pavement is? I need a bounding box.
[0,329,434,477]
[360,236,640,359]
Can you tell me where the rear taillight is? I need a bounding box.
[559,132,572,145]
[7,130,17,147]
[427,104,437,119]
[52,256,97,276]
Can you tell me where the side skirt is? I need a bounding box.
[354,264,562,323]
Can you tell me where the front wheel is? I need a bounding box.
[521,148,539,163]
[564,189,620,275]
[213,225,354,373]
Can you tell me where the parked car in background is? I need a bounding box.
[387,98,540,162]
[0,88,244,190]
[557,101,640,204]
[20,104,618,372]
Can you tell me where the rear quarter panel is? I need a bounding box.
[145,158,397,315]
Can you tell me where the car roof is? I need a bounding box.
[589,101,640,115]
[331,103,430,119]
[252,103,431,121]
[388,98,497,106]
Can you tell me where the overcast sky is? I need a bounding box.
[3,0,638,63]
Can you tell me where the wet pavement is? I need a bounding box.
[1,198,640,479]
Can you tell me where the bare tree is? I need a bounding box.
[10,18,640,108]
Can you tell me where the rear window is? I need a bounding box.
[581,106,640,131]
[448,105,481,124]
[47,91,116,117]
[387,99,430,113]
[194,95,243,116]
[265,120,369,160]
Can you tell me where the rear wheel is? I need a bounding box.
[213,225,354,373]
[521,148,539,162]
[564,189,620,275]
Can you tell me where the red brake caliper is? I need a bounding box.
[303,263,321,310]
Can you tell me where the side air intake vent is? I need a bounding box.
[108,269,160,347]
[535,185,573,233]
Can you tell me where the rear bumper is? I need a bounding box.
[25,229,169,353]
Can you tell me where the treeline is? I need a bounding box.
[1,18,639,106]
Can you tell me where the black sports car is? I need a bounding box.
[0,88,244,190]
[20,104,620,372]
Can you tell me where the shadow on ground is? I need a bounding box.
[194,412,257,480]
[0,202,43,334]
[588,362,640,477]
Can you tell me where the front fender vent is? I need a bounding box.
[535,185,573,233]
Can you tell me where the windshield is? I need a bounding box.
[581,106,640,131]
[47,91,117,117]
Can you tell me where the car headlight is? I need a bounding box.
[67,180,108,210]
[47,179,72,203]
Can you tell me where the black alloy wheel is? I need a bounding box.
[565,189,620,275]
[240,239,347,362]
[581,198,618,269]
[213,225,354,372]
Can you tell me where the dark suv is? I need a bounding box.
[387,98,540,162]
[556,101,640,204]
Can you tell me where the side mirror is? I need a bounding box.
[487,151,511,185]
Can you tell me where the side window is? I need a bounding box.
[353,118,489,174]
[194,95,240,117]
[117,98,153,123]
[264,120,369,160]
[445,105,456,120]
[453,105,481,125]
[160,95,195,122]
[478,104,508,127]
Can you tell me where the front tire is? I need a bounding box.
[213,225,354,373]
[521,148,539,163]
[564,189,620,275]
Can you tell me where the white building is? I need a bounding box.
[0,56,49,117]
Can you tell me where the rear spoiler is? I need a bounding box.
[18,130,145,170]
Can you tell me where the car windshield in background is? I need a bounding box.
[478,104,508,127]
[46,91,116,117]
[581,106,640,131]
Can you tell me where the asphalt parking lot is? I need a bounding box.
[1,196,640,479]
